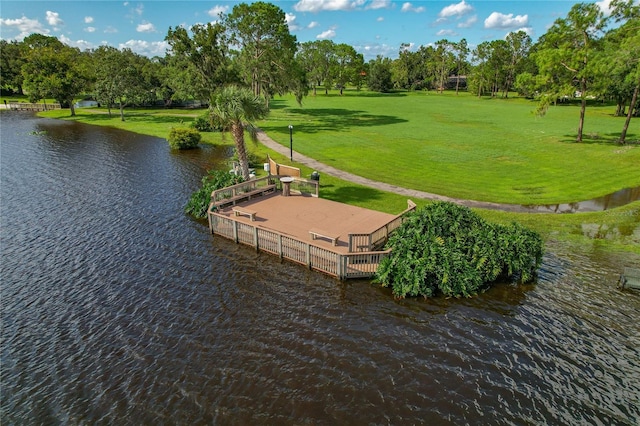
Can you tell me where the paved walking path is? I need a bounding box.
[256,130,534,213]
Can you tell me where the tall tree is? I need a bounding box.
[21,34,89,116]
[608,0,640,143]
[470,41,493,97]
[503,31,532,97]
[165,23,232,101]
[433,39,455,93]
[0,40,26,94]
[93,46,155,121]
[209,86,269,180]
[224,2,299,105]
[453,39,469,94]
[297,40,335,95]
[535,2,606,142]
[367,56,393,93]
[332,43,364,95]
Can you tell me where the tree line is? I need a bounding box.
[1,0,637,142]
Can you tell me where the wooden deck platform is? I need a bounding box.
[207,176,416,279]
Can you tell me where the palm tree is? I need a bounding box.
[210,86,269,180]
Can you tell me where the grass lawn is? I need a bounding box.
[31,92,639,255]
[258,90,640,205]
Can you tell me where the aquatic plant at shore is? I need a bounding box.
[376,201,544,298]
[185,170,243,219]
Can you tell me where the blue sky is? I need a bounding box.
[0,0,620,60]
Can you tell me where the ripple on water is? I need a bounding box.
[1,113,639,425]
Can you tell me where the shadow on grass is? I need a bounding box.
[560,132,638,145]
[320,185,385,204]
[75,111,197,125]
[263,108,407,134]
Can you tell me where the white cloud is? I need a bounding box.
[457,15,477,28]
[58,35,94,51]
[356,42,395,60]
[84,16,94,24]
[367,0,391,10]
[119,39,169,56]
[104,26,118,34]
[308,21,320,29]
[135,4,144,16]
[484,12,528,29]
[46,11,64,28]
[294,0,365,13]
[136,21,156,33]
[286,13,301,31]
[208,5,229,18]
[84,27,96,33]
[439,1,474,18]
[437,29,458,37]
[401,2,426,13]
[377,16,384,22]
[316,28,337,39]
[0,16,49,39]
[596,0,614,15]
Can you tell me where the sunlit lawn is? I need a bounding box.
[32,91,639,254]
[258,90,640,205]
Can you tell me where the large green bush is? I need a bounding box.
[168,127,201,150]
[375,202,544,298]
[184,170,243,219]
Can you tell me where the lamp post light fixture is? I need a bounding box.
[288,124,293,162]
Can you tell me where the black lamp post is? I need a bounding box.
[288,124,293,162]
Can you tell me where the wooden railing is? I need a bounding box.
[347,200,417,252]
[211,176,278,209]
[208,211,391,279]
[8,102,61,111]
[284,177,319,198]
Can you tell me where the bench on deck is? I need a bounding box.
[309,228,340,246]
[232,206,257,221]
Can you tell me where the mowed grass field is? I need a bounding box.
[258,90,640,205]
[27,91,639,253]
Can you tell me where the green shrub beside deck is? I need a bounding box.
[185,170,243,219]
[376,202,544,298]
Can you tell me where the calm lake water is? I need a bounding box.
[1,113,639,425]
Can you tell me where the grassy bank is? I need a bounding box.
[33,93,639,255]
[259,91,639,205]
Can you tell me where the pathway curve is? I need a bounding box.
[256,130,536,213]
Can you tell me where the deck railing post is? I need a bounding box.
[278,235,283,259]
[254,226,259,251]
[233,221,239,242]
[306,244,311,269]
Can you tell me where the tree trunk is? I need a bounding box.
[231,122,250,180]
[120,103,125,122]
[69,99,76,117]
[576,77,587,142]
[620,77,640,144]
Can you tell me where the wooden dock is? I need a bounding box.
[6,102,61,111]
[207,176,416,279]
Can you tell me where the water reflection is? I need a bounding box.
[524,187,640,213]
